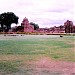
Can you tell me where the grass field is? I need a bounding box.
[0,35,75,75]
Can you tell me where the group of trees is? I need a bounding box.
[30,22,39,30]
[0,12,19,32]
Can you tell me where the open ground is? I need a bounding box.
[0,35,75,75]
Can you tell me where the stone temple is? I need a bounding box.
[11,18,75,33]
[21,17,34,32]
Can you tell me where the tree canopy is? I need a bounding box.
[30,22,39,30]
[0,12,19,32]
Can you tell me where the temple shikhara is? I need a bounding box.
[64,20,75,33]
[21,17,34,32]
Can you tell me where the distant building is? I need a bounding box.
[37,25,65,33]
[73,26,75,33]
[52,26,65,33]
[21,17,34,32]
[37,28,50,33]
[64,20,74,33]
[11,19,75,33]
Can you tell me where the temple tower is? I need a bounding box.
[21,17,34,32]
[64,20,74,33]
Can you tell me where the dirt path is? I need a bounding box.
[32,57,75,75]
[4,57,75,75]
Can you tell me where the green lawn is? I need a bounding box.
[0,35,74,61]
[0,35,75,74]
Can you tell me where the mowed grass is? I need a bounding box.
[0,35,75,74]
[0,35,74,61]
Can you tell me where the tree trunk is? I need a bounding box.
[6,24,11,32]
[1,24,4,32]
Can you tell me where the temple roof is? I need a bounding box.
[23,17,28,21]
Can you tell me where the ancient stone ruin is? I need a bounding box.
[21,17,34,32]
[64,20,74,33]
[11,19,75,33]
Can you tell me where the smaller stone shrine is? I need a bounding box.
[21,17,34,32]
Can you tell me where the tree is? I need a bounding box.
[16,26,24,32]
[30,22,39,30]
[0,12,19,32]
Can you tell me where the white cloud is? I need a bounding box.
[0,0,74,28]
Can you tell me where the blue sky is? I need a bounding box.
[0,0,74,28]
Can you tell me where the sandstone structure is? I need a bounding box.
[64,20,74,33]
[11,19,75,33]
[21,17,34,32]
[37,26,65,33]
